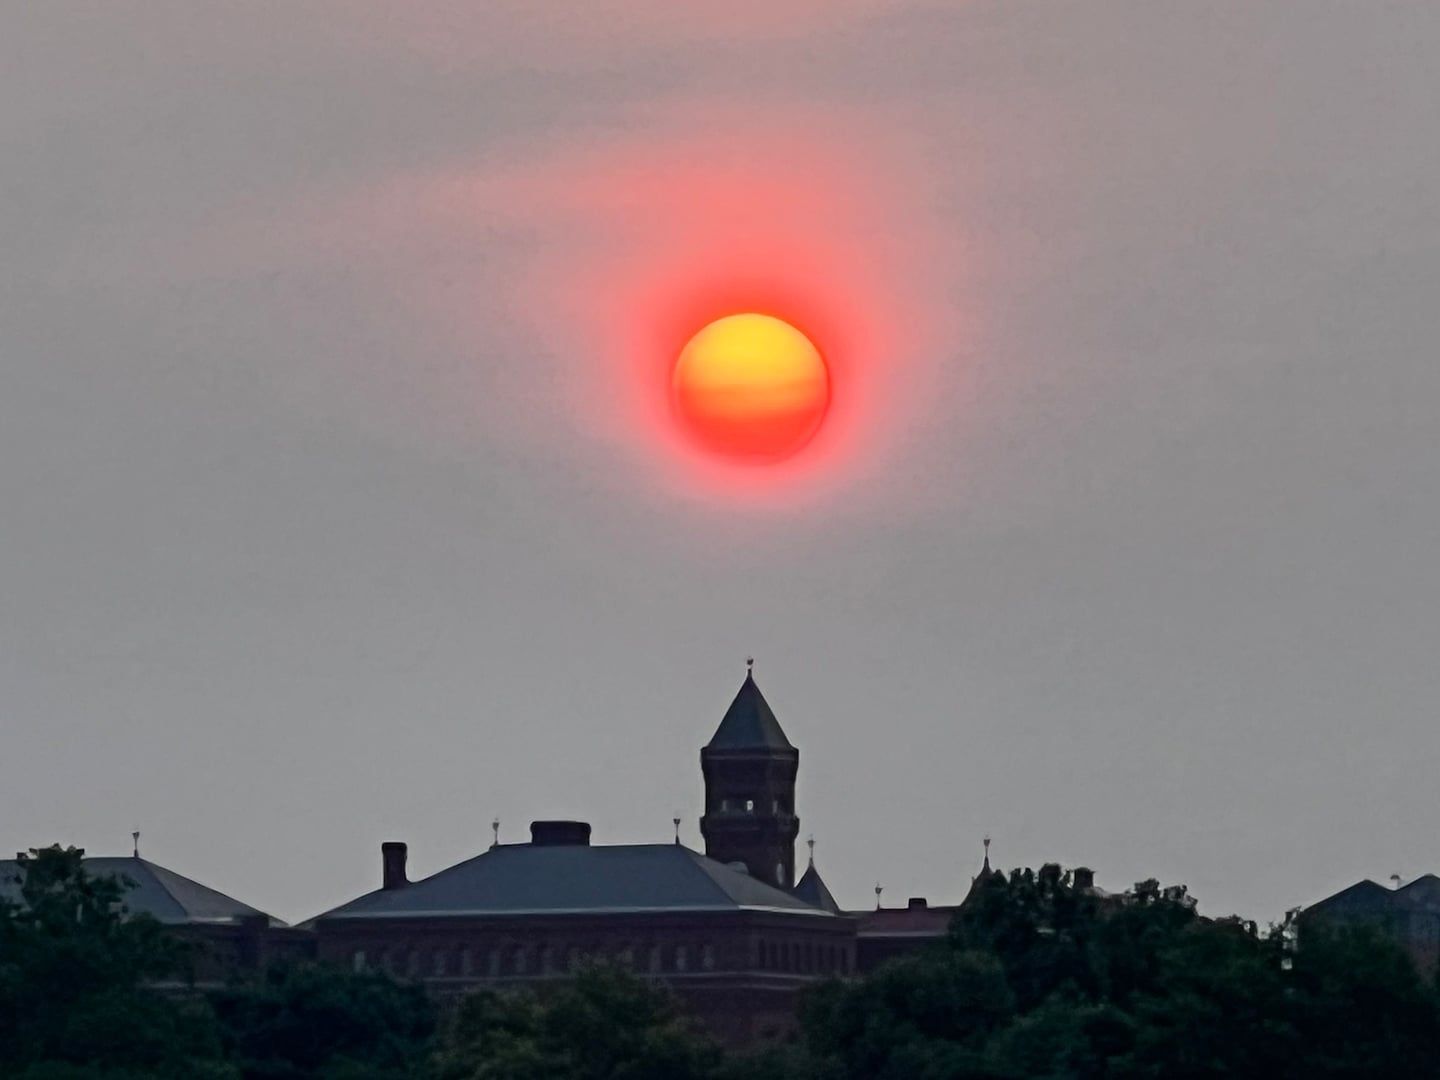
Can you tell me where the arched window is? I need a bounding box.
[352,949,366,973]
[702,944,715,971]
[776,863,784,884]
[513,945,528,975]
[745,799,755,812]
[433,949,447,976]
[674,945,688,972]
[459,947,472,976]
[649,944,662,973]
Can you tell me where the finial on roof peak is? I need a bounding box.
[673,815,682,845]
[982,835,991,873]
[746,656,754,675]
[491,818,500,849]
[874,882,883,909]
[132,831,140,858]
[807,834,816,867]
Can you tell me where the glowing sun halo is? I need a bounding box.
[671,313,830,462]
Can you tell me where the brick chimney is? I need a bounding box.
[1072,866,1095,891]
[529,821,591,846]
[381,842,408,890]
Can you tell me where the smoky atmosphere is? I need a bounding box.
[5,0,1439,954]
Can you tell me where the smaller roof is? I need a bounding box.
[706,672,794,752]
[1397,874,1440,909]
[793,864,841,914]
[854,905,957,938]
[0,856,281,927]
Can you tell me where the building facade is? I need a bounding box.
[1301,874,1440,977]
[310,671,856,1044]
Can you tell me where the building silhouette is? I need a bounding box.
[0,853,308,986]
[1301,875,1440,976]
[698,666,801,889]
[3,669,1061,1043]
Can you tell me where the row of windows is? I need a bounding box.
[352,938,851,979]
[716,797,790,814]
[758,939,849,975]
[353,941,717,978]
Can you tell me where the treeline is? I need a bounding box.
[4,846,1440,1079]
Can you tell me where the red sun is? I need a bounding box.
[671,313,830,461]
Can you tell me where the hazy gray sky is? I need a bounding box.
[4,2,1438,925]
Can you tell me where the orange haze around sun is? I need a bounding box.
[315,107,960,507]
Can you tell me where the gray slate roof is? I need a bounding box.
[706,673,794,752]
[0,856,280,926]
[792,863,841,914]
[315,843,834,920]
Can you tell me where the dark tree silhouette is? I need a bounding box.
[0,845,233,1079]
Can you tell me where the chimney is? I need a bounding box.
[907,897,928,910]
[529,821,591,847]
[1072,867,1095,891]
[381,842,408,890]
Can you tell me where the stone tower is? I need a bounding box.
[699,668,800,888]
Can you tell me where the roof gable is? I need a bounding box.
[1304,878,1395,917]
[1397,874,1440,909]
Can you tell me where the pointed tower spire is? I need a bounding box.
[963,836,1002,908]
[699,664,801,887]
[705,664,794,751]
[792,836,841,913]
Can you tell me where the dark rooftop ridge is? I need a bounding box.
[313,842,835,922]
[0,854,280,927]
